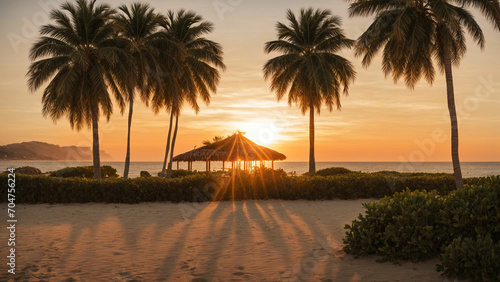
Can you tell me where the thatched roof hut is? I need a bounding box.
[172,132,286,171]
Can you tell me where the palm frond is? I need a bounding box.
[264,8,355,113]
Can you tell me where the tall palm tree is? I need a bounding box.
[156,10,225,177]
[114,2,175,179]
[348,0,500,189]
[263,8,356,174]
[27,0,131,179]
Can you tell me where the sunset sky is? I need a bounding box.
[0,0,499,162]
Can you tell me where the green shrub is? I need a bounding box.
[157,169,199,178]
[464,175,500,187]
[343,189,445,262]
[2,170,498,204]
[440,183,500,244]
[437,235,500,281]
[315,167,353,176]
[0,173,220,204]
[343,178,500,280]
[140,171,151,178]
[215,168,288,200]
[49,165,118,178]
[376,172,457,195]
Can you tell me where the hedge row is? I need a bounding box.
[0,168,496,203]
[49,165,119,178]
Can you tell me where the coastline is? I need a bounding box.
[1,160,499,178]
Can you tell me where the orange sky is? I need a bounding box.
[1,0,499,161]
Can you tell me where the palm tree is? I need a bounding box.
[263,8,356,174]
[114,2,175,179]
[27,0,131,179]
[156,10,225,177]
[348,0,500,189]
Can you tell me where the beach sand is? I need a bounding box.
[1,200,446,281]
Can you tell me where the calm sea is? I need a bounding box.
[1,161,498,178]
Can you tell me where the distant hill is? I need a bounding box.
[0,141,112,161]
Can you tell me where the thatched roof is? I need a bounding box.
[172,133,286,162]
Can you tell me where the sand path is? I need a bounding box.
[0,200,447,281]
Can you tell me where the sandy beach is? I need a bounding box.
[1,200,446,281]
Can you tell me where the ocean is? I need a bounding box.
[1,160,498,178]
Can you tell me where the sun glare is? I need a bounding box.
[236,120,280,146]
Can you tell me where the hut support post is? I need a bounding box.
[209,160,211,172]
[222,161,225,171]
[272,161,274,170]
[176,161,179,170]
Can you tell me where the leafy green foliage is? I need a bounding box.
[343,178,500,280]
[263,8,356,174]
[215,168,288,200]
[343,189,445,262]
[440,179,500,244]
[27,0,135,179]
[1,173,217,204]
[315,167,353,176]
[140,171,152,178]
[437,235,500,282]
[157,10,226,177]
[1,170,497,205]
[465,175,500,187]
[49,166,118,178]
[263,8,356,113]
[158,169,200,178]
[113,3,172,179]
[348,0,500,88]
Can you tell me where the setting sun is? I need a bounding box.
[235,120,281,146]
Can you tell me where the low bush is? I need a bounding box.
[49,165,118,178]
[343,189,445,262]
[437,235,500,281]
[4,166,42,175]
[157,169,200,178]
[343,178,500,280]
[464,175,500,187]
[440,179,500,244]
[315,167,353,176]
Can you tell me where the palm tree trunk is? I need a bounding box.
[166,114,179,178]
[123,98,134,179]
[161,111,175,177]
[91,101,101,180]
[444,47,464,189]
[309,100,316,175]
